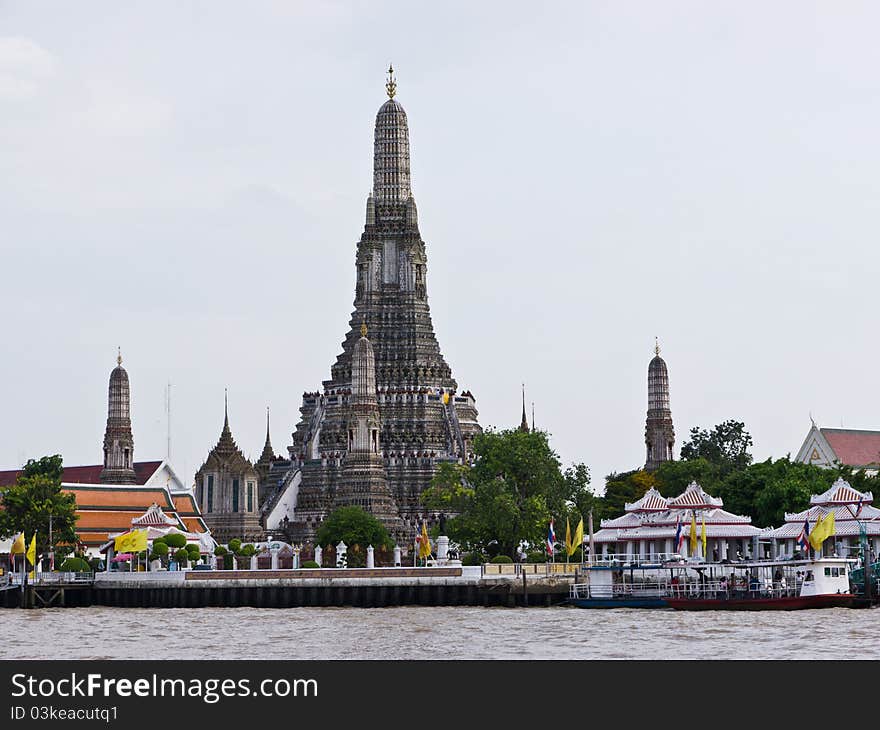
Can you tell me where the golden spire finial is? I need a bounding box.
[655,337,660,356]
[385,64,397,99]
[117,346,122,366]
[361,323,368,337]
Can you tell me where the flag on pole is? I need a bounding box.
[809,511,836,552]
[114,529,148,554]
[546,519,556,555]
[797,518,810,552]
[674,516,683,553]
[26,533,36,579]
[10,532,25,567]
[564,518,572,558]
[689,512,697,556]
[418,520,432,560]
[569,518,584,559]
[701,513,707,557]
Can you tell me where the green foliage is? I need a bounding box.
[315,506,393,551]
[680,420,753,475]
[213,545,228,556]
[59,557,90,572]
[526,551,547,563]
[654,458,721,497]
[164,533,187,549]
[151,542,169,557]
[223,554,234,570]
[185,543,201,557]
[227,538,242,554]
[0,455,77,556]
[173,549,189,566]
[461,552,485,566]
[489,555,513,564]
[21,455,64,483]
[602,469,657,519]
[301,560,320,569]
[422,428,594,558]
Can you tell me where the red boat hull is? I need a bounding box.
[666,594,854,611]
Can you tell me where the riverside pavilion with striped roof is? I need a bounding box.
[764,478,880,559]
[592,482,762,561]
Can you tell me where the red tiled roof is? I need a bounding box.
[0,461,162,488]
[822,429,880,468]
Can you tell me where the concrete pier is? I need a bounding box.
[0,567,572,609]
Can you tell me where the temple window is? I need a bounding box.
[207,475,214,513]
[247,482,254,512]
[232,479,240,512]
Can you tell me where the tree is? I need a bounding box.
[0,455,77,557]
[315,506,393,552]
[653,458,721,498]
[422,428,593,558]
[601,469,657,519]
[680,420,753,475]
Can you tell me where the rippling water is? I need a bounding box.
[1,606,876,660]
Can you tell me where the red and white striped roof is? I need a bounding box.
[810,477,873,507]
[625,488,669,513]
[667,481,724,509]
[131,503,178,528]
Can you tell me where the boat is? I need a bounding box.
[665,557,855,610]
[568,553,681,608]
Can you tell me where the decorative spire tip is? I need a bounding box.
[361,323,368,337]
[117,347,122,366]
[654,337,660,356]
[385,64,397,99]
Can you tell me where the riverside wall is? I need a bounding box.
[0,567,574,609]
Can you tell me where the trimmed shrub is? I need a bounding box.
[526,551,547,564]
[240,543,256,557]
[214,545,228,557]
[152,542,170,557]
[489,555,514,564]
[301,560,320,569]
[461,552,485,566]
[60,557,90,572]
[173,549,189,567]
[164,533,187,549]
[227,538,242,554]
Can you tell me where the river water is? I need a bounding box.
[0,606,875,660]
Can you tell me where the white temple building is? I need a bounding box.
[764,478,880,559]
[592,482,763,561]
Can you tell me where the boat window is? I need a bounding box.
[831,567,839,577]
[805,571,814,582]
[824,567,831,576]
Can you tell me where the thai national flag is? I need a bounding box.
[674,516,683,552]
[855,498,864,518]
[797,518,810,551]
[546,520,556,555]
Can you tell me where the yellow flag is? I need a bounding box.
[10,532,25,555]
[809,511,836,552]
[689,512,697,556]
[114,529,148,554]
[27,534,36,579]
[418,520,432,559]
[441,392,450,405]
[569,518,584,558]
[564,518,572,556]
[701,513,707,557]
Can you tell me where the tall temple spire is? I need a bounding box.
[645,340,675,472]
[373,67,411,203]
[286,71,481,544]
[519,383,530,433]
[532,402,536,432]
[100,351,136,484]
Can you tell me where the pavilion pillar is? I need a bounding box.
[638,541,647,560]
[664,538,672,557]
[601,543,608,559]
[271,551,279,570]
[626,541,634,561]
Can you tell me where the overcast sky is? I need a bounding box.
[2,2,879,491]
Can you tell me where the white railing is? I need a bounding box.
[667,580,801,599]
[583,553,685,566]
[570,582,667,599]
[8,572,94,586]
